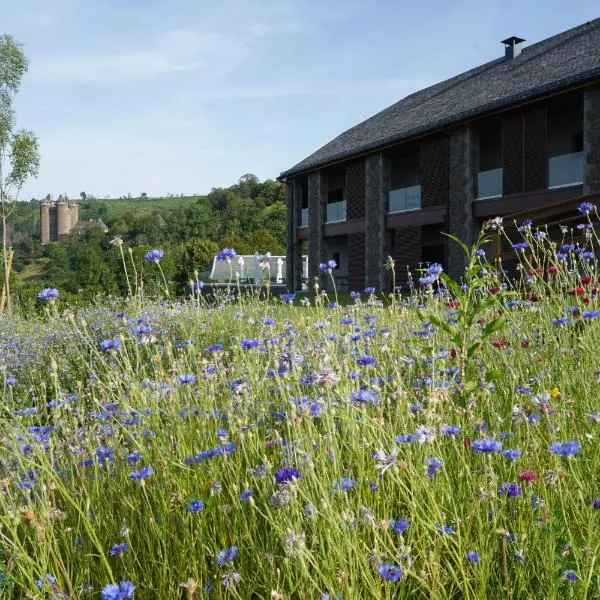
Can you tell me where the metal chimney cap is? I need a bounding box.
[501,36,526,46]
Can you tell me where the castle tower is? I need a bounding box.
[69,202,79,228]
[40,201,50,244]
[56,200,70,238]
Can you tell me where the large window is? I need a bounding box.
[326,172,346,223]
[299,182,308,228]
[389,151,420,212]
[477,124,503,199]
[548,103,583,188]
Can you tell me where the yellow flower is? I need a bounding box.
[549,387,560,398]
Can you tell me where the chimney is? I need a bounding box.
[501,36,525,59]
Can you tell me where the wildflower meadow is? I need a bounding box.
[1,210,599,599]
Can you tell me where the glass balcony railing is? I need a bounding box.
[300,207,308,228]
[326,200,346,223]
[388,185,421,213]
[477,168,503,199]
[548,151,584,188]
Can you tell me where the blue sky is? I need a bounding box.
[4,0,599,199]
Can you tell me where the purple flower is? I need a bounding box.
[275,467,301,485]
[364,287,376,294]
[333,477,355,491]
[426,457,443,477]
[144,248,164,262]
[239,489,253,501]
[280,293,296,303]
[502,449,522,461]
[240,338,258,349]
[356,355,376,366]
[130,466,154,480]
[101,580,135,600]
[498,482,522,497]
[563,570,577,582]
[466,550,481,564]
[177,373,197,384]
[378,563,402,582]
[216,545,238,566]
[37,288,59,301]
[441,424,460,436]
[390,519,409,533]
[216,248,237,262]
[591,498,600,509]
[186,500,205,513]
[109,542,129,557]
[582,310,600,319]
[100,338,121,351]
[578,201,595,214]
[549,440,581,456]
[471,438,502,453]
[512,242,529,250]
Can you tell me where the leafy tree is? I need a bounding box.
[0,34,40,312]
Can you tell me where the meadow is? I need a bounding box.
[0,214,599,599]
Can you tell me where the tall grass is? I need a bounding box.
[0,215,599,599]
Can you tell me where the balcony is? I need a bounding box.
[300,207,308,228]
[326,200,346,223]
[548,151,584,189]
[477,168,503,199]
[388,185,421,213]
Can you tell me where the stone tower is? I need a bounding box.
[69,202,79,228]
[56,200,70,238]
[40,201,50,245]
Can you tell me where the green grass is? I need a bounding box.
[79,195,203,221]
[0,224,599,599]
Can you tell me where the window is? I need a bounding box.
[548,103,583,188]
[389,151,420,212]
[299,183,308,228]
[477,124,503,199]
[326,172,346,223]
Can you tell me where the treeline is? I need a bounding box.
[9,174,287,306]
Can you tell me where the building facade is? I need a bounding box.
[281,20,600,291]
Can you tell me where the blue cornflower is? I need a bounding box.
[280,293,296,303]
[549,440,581,456]
[582,310,600,319]
[239,489,253,501]
[498,482,522,497]
[95,446,115,466]
[356,355,376,366]
[127,452,142,464]
[37,288,59,301]
[5,376,16,385]
[378,563,402,582]
[502,449,522,461]
[333,477,355,491]
[216,248,237,262]
[100,338,121,351]
[427,263,443,276]
[466,550,481,564]
[130,466,154,480]
[475,248,486,258]
[471,438,502,453]
[186,500,205,513]
[552,317,568,326]
[517,219,532,232]
[109,542,129,557]
[364,287,376,294]
[101,580,135,600]
[351,388,380,404]
[578,201,595,214]
[436,523,455,535]
[144,248,164,262]
[592,498,600,509]
[275,467,301,484]
[563,570,577,582]
[390,519,409,533]
[511,241,529,250]
[216,545,238,566]
[177,373,197,384]
[426,457,443,477]
[240,338,258,349]
[441,424,460,436]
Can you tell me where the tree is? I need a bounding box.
[0,35,40,312]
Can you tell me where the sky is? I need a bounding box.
[3,0,599,200]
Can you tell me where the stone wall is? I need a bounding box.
[364,153,389,289]
[307,171,324,285]
[584,84,600,194]
[447,126,476,279]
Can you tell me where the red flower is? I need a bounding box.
[518,471,537,482]
[492,338,509,348]
[488,286,501,295]
[581,276,594,285]
[568,287,585,296]
[521,339,530,348]
[450,348,457,359]
[583,297,590,304]
[548,265,560,274]
[447,300,460,308]
[527,294,539,302]
[463,437,472,448]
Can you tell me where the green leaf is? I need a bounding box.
[485,369,503,383]
[425,314,454,335]
[482,315,506,337]
[467,341,482,358]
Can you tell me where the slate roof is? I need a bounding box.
[281,18,600,178]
